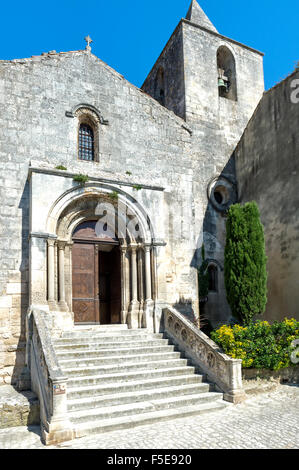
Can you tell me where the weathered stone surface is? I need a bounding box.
[142,12,264,326]
[235,70,299,322]
[0,0,294,390]
[0,385,39,428]
[242,366,299,384]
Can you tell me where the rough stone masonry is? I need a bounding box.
[0,0,296,389]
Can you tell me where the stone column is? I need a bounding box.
[120,243,128,324]
[127,243,140,329]
[66,242,73,313]
[137,244,145,328]
[57,241,68,312]
[144,244,154,331]
[47,238,57,310]
[144,245,152,302]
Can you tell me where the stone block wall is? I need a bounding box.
[142,18,265,326]
[0,50,196,384]
[235,70,299,322]
[0,9,268,385]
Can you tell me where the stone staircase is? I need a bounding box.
[53,325,229,438]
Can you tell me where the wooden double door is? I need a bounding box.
[72,241,121,324]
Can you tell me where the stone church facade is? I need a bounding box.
[0,0,297,399]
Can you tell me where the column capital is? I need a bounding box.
[57,240,67,250]
[47,238,56,247]
[129,243,138,253]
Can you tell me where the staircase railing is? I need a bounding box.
[27,307,74,445]
[163,306,246,403]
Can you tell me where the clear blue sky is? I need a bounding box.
[0,0,298,91]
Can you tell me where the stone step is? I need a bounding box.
[54,338,169,351]
[67,382,212,412]
[74,401,229,438]
[60,327,156,339]
[67,374,204,399]
[56,344,176,360]
[68,392,223,425]
[54,333,163,345]
[66,366,196,388]
[62,358,188,377]
[59,351,182,368]
[63,324,128,337]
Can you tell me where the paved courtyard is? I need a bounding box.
[0,384,298,449]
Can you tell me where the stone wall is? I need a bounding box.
[0,8,267,385]
[0,385,39,428]
[143,18,265,326]
[0,49,195,384]
[142,24,186,120]
[235,70,299,322]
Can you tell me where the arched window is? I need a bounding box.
[217,46,237,101]
[154,67,165,106]
[208,264,218,292]
[79,123,94,161]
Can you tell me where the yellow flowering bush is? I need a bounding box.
[211,318,299,370]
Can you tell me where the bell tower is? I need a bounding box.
[142,1,265,326]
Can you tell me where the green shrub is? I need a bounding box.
[224,202,267,325]
[133,184,142,191]
[109,191,119,201]
[211,318,299,370]
[55,165,67,171]
[73,174,89,184]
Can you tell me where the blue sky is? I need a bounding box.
[0,0,298,91]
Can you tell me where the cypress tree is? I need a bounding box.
[224,202,268,325]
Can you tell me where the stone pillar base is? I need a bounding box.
[223,389,247,404]
[120,310,128,325]
[144,300,154,332]
[127,301,140,329]
[48,301,58,311]
[58,301,68,312]
[42,420,74,446]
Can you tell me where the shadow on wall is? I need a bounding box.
[173,296,197,325]
[11,180,30,390]
[190,153,237,328]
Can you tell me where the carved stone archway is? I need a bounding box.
[44,185,156,330]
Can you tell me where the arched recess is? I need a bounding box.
[207,264,218,292]
[45,184,156,329]
[65,104,109,163]
[217,46,237,101]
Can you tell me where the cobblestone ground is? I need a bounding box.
[0,384,298,449]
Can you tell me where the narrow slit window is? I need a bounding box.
[79,124,94,161]
[208,265,218,292]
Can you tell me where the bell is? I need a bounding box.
[218,78,228,91]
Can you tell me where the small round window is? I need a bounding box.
[213,185,229,206]
[207,176,237,212]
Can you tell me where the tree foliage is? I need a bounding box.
[224,202,267,325]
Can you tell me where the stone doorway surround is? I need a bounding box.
[28,167,166,333]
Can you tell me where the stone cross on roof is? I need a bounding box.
[84,35,93,52]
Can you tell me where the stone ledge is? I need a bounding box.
[242,366,299,384]
[0,385,40,429]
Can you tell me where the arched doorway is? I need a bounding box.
[72,220,121,325]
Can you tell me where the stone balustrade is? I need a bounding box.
[27,308,74,445]
[163,306,246,403]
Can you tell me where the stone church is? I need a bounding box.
[0,1,298,444]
